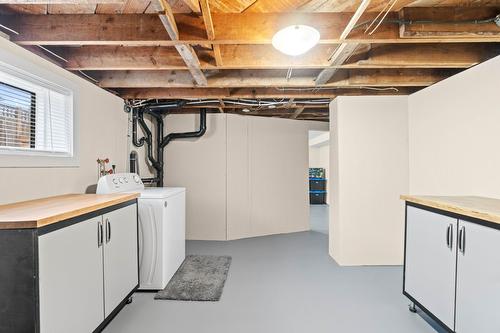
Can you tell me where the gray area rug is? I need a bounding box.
[155,255,232,301]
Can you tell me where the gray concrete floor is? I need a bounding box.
[310,204,329,234]
[104,223,442,332]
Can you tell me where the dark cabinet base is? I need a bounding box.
[0,229,38,333]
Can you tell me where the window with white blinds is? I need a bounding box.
[0,66,73,156]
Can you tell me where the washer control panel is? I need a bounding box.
[96,172,144,194]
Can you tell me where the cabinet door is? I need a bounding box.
[455,220,500,333]
[103,204,138,317]
[39,217,104,333]
[404,206,457,330]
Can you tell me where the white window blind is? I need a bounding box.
[0,65,73,156]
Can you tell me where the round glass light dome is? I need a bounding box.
[272,25,320,56]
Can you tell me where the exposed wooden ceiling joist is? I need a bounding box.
[3,9,500,46]
[92,68,455,88]
[315,0,371,85]
[199,0,223,66]
[116,87,418,99]
[0,0,124,3]
[400,7,500,38]
[153,0,207,85]
[56,43,500,70]
[1,2,499,121]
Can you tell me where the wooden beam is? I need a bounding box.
[156,0,178,39]
[315,0,371,85]
[0,0,124,2]
[400,7,500,38]
[180,0,200,13]
[199,0,214,40]
[116,87,418,99]
[59,44,500,70]
[91,68,454,88]
[174,44,207,85]
[60,46,199,70]
[4,11,500,46]
[316,43,359,85]
[154,0,207,86]
[290,106,306,119]
[199,0,223,67]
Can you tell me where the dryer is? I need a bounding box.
[97,173,185,290]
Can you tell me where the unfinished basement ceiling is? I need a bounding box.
[0,0,499,121]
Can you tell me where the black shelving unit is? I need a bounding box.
[309,168,327,205]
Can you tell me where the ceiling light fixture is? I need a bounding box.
[272,25,320,56]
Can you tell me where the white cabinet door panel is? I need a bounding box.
[404,206,457,330]
[39,217,104,333]
[456,220,500,333]
[103,204,138,317]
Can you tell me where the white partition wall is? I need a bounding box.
[329,96,409,266]
[227,115,327,240]
[163,113,327,240]
[409,55,500,198]
[164,114,228,240]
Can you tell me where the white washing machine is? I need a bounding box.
[97,173,186,290]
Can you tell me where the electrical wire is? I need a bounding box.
[274,86,400,92]
[0,24,19,36]
[367,0,399,35]
[354,16,499,31]
[363,0,393,33]
[37,45,68,63]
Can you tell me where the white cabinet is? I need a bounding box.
[455,220,500,333]
[103,204,138,317]
[39,216,105,333]
[38,203,138,333]
[405,204,500,333]
[404,206,457,330]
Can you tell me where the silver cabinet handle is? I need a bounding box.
[446,224,453,249]
[98,221,103,247]
[105,218,111,243]
[459,226,466,254]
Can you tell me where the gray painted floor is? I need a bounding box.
[104,229,442,332]
[310,204,329,234]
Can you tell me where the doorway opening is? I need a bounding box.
[308,130,329,234]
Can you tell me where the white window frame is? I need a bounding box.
[0,56,79,168]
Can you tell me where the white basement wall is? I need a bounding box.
[163,114,227,240]
[161,113,328,240]
[226,115,328,240]
[409,55,500,198]
[329,96,409,266]
[0,37,126,204]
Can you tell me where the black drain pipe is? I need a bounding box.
[130,105,207,187]
[160,109,207,148]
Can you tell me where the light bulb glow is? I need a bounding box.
[272,25,320,56]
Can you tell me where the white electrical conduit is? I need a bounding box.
[367,0,399,35]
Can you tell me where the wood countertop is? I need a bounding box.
[0,193,139,230]
[401,195,500,225]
